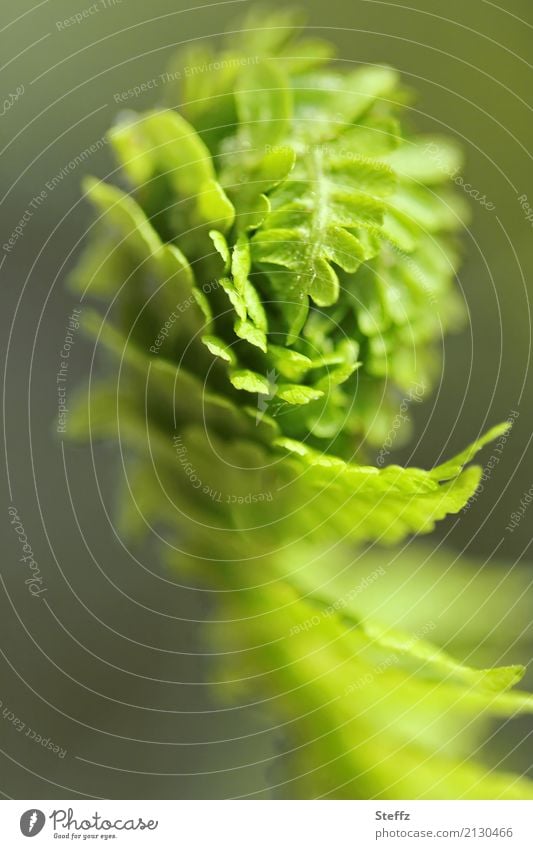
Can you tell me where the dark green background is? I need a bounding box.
[1,0,532,798]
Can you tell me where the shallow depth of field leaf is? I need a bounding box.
[67,7,533,799]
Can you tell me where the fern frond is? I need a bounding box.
[66,7,532,799]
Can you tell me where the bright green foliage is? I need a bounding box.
[212,544,533,799]
[68,8,533,798]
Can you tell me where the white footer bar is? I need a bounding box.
[2,800,533,847]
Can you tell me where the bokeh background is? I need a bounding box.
[1,0,532,798]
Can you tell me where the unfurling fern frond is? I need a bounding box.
[67,8,533,799]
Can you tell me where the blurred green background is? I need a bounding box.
[1,0,532,798]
